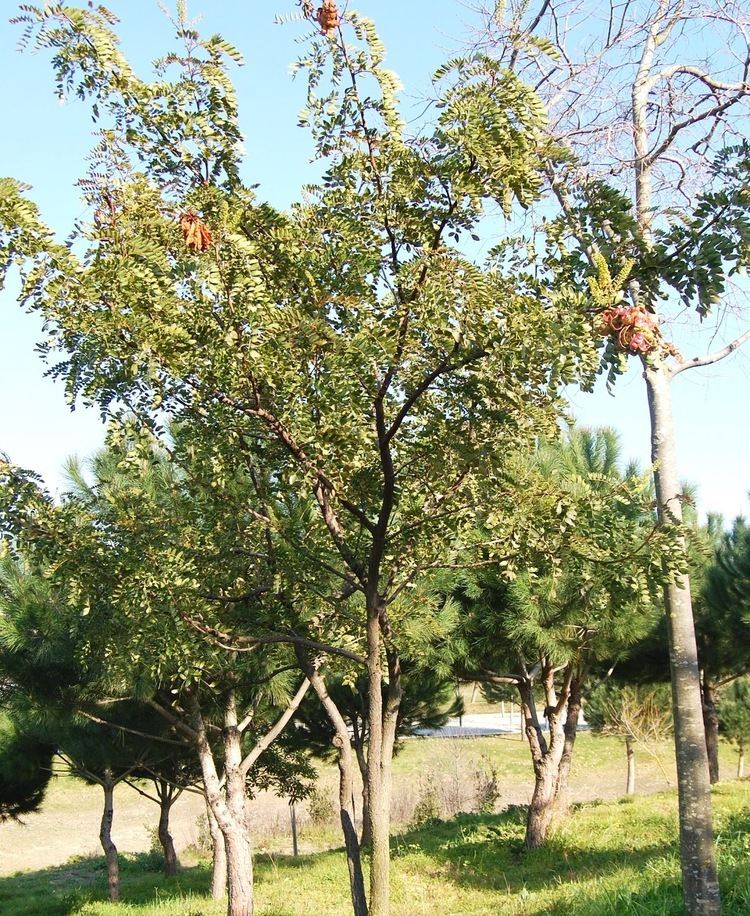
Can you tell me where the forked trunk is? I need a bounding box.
[701,680,720,784]
[157,781,179,877]
[206,798,227,899]
[193,692,254,916]
[646,366,720,914]
[525,712,566,849]
[518,674,568,850]
[626,736,636,796]
[99,773,120,902]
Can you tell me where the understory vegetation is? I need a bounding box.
[2,777,749,916]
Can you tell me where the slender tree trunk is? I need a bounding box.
[206,796,228,900]
[365,602,402,916]
[355,744,372,849]
[626,736,636,796]
[99,772,120,903]
[701,679,720,784]
[554,675,583,814]
[738,740,745,779]
[645,365,721,914]
[298,652,368,916]
[157,781,179,877]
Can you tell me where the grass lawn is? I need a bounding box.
[1,777,748,915]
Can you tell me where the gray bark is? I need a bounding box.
[518,672,568,849]
[646,365,721,914]
[554,675,583,814]
[206,796,227,899]
[193,693,254,916]
[365,604,402,916]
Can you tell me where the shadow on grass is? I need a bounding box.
[0,851,213,916]
[391,804,677,894]
[388,794,750,915]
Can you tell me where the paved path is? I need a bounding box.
[416,711,588,738]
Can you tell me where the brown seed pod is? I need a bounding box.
[179,210,213,252]
[316,0,339,36]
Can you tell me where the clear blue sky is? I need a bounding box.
[1,0,749,521]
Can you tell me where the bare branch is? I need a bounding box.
[670,329,750,377]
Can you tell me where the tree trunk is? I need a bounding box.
[646,365,721,915]
[206,797,227,900]
[355,744,372,850]
[299,652,368,916]
[99,773,120,903]
[364,604,402,916]
[517,673,567,849]
[626,736,636,796]
[157,781,179,877]
[526,758,559,849]
[701,680,720,785]
[192,692,254,916]
[738,740,745,779]
[224,822,254,916]
[359,783,372,849]
[554,675,582,814]
[525,711,566,849]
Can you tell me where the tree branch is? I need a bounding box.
[239,677,311,776]
[670,329,750,377]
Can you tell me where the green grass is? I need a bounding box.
[2,780,749,915]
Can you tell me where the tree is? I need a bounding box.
[694,516,750,783]
[718,678,750,778]
[0,5,604,914]
[54,717,159,902]
[477,4,750,909]
[585,682,673,795]
[459,427,665,847]
[0,716,53,823]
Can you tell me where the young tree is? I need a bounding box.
[694,517,750,782]
[460,427,665,847]
[585,682,673,795]
[718,678,750,778]
[0,5,603,913]
[476,4,750,909]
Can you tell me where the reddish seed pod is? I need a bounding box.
[179,210,213,252]
[316,0,339,36]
